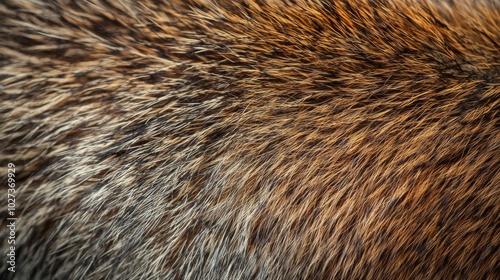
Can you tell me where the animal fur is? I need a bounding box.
[0,0,499,279]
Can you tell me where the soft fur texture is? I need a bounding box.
[0,0,499,279]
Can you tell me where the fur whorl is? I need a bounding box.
[0,0,499,279]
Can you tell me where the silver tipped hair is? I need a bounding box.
[1,0,499,279]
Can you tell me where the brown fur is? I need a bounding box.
[0,0,499,279]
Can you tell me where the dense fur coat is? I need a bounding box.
[1,0,499,279]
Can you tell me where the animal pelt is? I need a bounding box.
[0,0,499,279]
